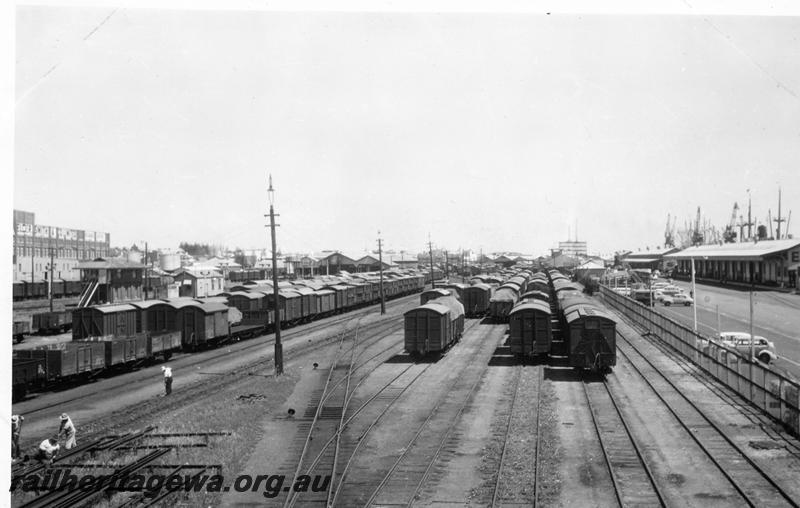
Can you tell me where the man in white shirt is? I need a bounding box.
[36,438,60,465]
[161,366,173,395]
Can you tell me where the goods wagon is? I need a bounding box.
[462,284,492,317]
[404,298,465,356]
[421,288,452,305]
[32,310,73,334]
[561,297,616,371]
[314,289,337,316]
[441,283,467,300]
[292,287,318,320]
[129,300,181,359]
[78,333,150,367]
[13,321,30,343]
[488,287,519,322]
[508,300,553,356]
[172,301,229,349]
[72,304,138,340]
[12,357,46,401]
[15,341,106,380]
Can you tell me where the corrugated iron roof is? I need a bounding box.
[664,239,800,260]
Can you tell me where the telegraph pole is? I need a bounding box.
[267,175,283,376]
[444,250,449,279]
[48,247,54,312]
[144,242,149,300]
[428,235,436,288]
[377,232,386,314]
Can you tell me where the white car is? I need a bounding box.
[671,293,694,306]
[718,332,778,364]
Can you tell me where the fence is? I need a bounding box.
[599,285,800,437]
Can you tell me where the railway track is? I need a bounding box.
[617,331,800,507]
[583,376,666,507]
[635,327,800,462]
[491,363,544,508]
[280,316,428,507]
[337,321,498,507]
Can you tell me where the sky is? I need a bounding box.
[7,1,800,259]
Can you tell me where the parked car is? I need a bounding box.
[660,293,674,306]
[718,332,778,364]
[671,293,693,306]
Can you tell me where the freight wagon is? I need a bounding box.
[13,321,30,343]
[488,287,519,322]
[462,284,492,317]
[508,300,552,357]
[32,310,73,334]
[560,296,617,372]
[404,295,465,356]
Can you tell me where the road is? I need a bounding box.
[653,280,800,380]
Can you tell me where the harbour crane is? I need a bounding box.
[723,202,739,243]
[691,206,704,246]
[664,214,676,248]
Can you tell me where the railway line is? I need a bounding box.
[583,376,666,507]
[616,330,800,507]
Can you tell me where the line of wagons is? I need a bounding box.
[12,271,430,402]
[400,269,618,372]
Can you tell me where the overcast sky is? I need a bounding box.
[9,2,800,258]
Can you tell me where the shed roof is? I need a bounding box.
[663,239,800,260]
[77,258,144,270]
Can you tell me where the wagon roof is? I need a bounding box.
[510,300,552,315]
[129,300,173,309]
[520,290,550,300]
[565,306,616,323]
[405,303,450,316]
[89,303,138,313]
[465,283,492,291]
[228,291,262,300]
[292,287,316,295]
[423,288,452,297]
[491,287,519,301]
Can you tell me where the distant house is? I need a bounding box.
[171,266,225,298]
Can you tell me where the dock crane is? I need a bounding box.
[691,206,704,246]
[664,214,677,248]
[723,202,739,243]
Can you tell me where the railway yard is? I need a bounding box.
[10,270,800,507]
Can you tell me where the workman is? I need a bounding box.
[11,414,24,461]
[35,438,60,465]
[58,413,77,449]
[161,365,173,395]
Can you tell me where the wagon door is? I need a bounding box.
[184,310,197,347]
[77,346,93,373]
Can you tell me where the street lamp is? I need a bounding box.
[268,175,283,376]
[691,257,697,333]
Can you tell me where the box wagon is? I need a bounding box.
[292,286,319,320]
[508,300,553,356]
[314,289,337,316]
[488,287,519,322]
[562,300,617,371]
[462,284,492,317]
[12,357,46,401]
[72,304,139,340]
[404,296,465,356]
[171,300,230,349]
[420,288,452,305]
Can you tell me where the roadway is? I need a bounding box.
[650,280,800,381]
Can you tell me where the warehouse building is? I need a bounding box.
[664,239,800,288]
[13,209,111,282]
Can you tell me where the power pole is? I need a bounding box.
[428,235,436,289]
[774,187,785,240]
[378,232,386,314]
[444,250,449,279]
[144,242,149,300]
[48,247,54,312]
[267,175,283,376]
